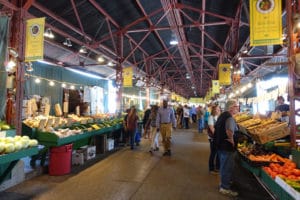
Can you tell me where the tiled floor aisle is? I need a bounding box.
[0,125,273,200]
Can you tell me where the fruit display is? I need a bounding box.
[23,116,67,128]
[263,159,299,180]
[234,113,252,123]
[0,120,12,130]
[0,136,38,154]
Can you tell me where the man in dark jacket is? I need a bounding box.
[214,99,239,197]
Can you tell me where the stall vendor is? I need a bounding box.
[275,96,290,123]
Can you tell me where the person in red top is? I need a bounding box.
[126,106,139,150]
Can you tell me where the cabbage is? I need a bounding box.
[14,136,22,140]
[14,141,22,151]
[21,136,30,140]
[29,139,38,147]
[20,139,29,149]
[5,137,14,143]
[5,143,15,153]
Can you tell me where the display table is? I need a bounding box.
[26,124,122,167]
[0,147,39,184]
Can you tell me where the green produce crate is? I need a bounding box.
[240,159,261,177]
[36,131,94,147]
[261,170,294,200]
[0,146,39,165]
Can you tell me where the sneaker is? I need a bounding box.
[163,150,171,156]
[149,149,153,154]
[219,188,238,197]
[154,147,159,151]
[209,170,219,175]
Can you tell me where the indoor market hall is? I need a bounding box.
[0,124,272,200]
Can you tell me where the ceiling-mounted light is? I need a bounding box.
[186,73,190,79]
[70,85,75,90]
[170,39,178,45]
[62,83,66,88]
[97,56,105,63]
[108,61,115,66]
[79,46,87,54]
[25,62,33,72]
[63,38,72,47]
[8,47,18,58]
[44,28,54,39]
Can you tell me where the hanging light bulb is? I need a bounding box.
[49,81,55,86]
[70,85,75,90]
[6,59,16,71]
[62,83,66,88]
[35,78,41,83]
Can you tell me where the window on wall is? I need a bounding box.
[108,80,116,113]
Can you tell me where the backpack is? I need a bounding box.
[213,111,233,151]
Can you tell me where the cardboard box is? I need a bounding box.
[80,145,96,160]
[72,152,84,165]
[106,139,114,151]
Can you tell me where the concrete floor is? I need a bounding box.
[0,125,273,200]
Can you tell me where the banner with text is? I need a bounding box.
[212,80,220,94]
[123,67,133,87]
[25,17,45,61]
[218,63,231,85]
[250,0,282,46]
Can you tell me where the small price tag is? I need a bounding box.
[45,118,54,129]
[53,117,60,128]
[38,119,47,130]
[66,118,73,127]
[0,131,6,138]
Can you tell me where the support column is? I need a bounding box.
[11,5,25,135]
[116,33,124,115]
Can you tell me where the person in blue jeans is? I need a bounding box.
[196,105,204,133]
[126,106,139,150]
[207,105,221,174]
[214,99,239,197]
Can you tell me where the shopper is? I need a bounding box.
[126,106,139,150]
[142,107,151,139]
[183,105,190,129]
[147,105,160,154]
[207,105,221,174]
[122,108,130,145]
[196,105,204,133]
[176,104,183,129]
[156,99,176,156]
[191,105,197,123]
[214,99,239,197]
[204,106,210,130]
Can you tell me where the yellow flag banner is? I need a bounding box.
[25,17,45,61]
[123,67,133,87]
[212,80,220,94]
[250,0,282,46]
[218,63,231,85]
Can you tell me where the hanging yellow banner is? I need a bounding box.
[218,63,231,85]
[25,17,45,61]
[250,0,282,46]
[212,80,220,94]
[123,67,133,87]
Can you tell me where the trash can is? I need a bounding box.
[49,143,73,176]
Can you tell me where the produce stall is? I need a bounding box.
[0,132,39,184]
[22,116,123,168]
[235,113,300,199]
